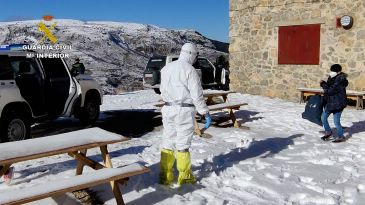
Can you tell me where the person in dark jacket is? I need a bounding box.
[320,64,348,143]
[71,58,85,75]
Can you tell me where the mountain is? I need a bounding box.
[0,20,228,94]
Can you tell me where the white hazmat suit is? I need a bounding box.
[159,43,209,186]
[160,43,209,151]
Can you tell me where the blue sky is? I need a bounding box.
[0,0,229,42]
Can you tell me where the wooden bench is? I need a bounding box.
[0,163,149,205]
[298,87,365,110]
[0,127,150,205]
[194,102,248,136]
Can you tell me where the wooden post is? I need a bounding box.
[75,149,87,175]
[206,96,214,105]
[100,145,125,205]
[0,164,11,177]
[356,96,363,110]
[222,94,228,102]
[194,119,202,136]
[299,91,304,103]
[69,151,105,170]
[229,109,240,128]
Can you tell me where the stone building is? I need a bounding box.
[229,0,365,101]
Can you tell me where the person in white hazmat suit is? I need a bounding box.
[159,43,212,186]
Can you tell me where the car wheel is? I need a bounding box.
[79,98,100,125]
[0,112,30,142]
[154,88,161,94]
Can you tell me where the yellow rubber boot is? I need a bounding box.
[159,149,175,185]
[176,151,196,185]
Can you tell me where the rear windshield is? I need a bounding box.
[195,58,211,68]
[193,58,213,70]
[146,56,166,70]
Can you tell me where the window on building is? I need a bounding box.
[278,24,320,65]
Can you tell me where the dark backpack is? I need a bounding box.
[302,94,324,126]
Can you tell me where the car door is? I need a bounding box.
[193,58,215,85]
[39,58,74,117]
[8,55,47,116]
[213,56,229,87]
[143,56,167,86]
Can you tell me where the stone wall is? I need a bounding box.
[229,0,365,101]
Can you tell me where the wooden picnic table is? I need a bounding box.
[0,127,150,205]
[154,90,235,107]
[203,90,234,103]
[194,102,248,136]
[298,87,365,110]
[154,90,249,135]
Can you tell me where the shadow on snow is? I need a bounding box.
[122,134,303,205]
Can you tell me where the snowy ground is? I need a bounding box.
[1,89,365,205]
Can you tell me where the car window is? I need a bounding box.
[9,57,40,75]
[0,55,14,80]
[146,57,166,70]
[193,58,214,70]
[197,59,213,69]
[40,58,69,79]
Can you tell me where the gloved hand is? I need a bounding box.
[204,113,212,129]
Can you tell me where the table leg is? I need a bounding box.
[76,149,87,175]
[229,109,240,128]
[69,151,104,170]
[222,94,228,102]
[356,96,363,110]
[194,119,202,136]
[100,146,113,168]
[100,145,125,205]
[299,92,304,103]
[206,96,213,105]
[228,107,249,130]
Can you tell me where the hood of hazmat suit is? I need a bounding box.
[160,43,209,115]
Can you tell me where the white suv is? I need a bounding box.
[0,45,103,142]
[143,55,228,94]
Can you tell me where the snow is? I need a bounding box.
[1,89,365,204]
[203,90,233,95]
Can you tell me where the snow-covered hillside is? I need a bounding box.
[0,20,228,94]
[1,90,365,204]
